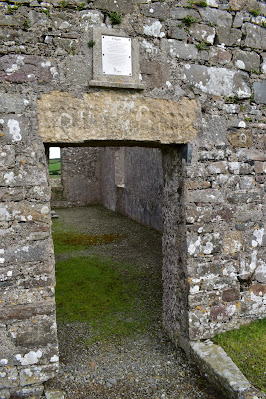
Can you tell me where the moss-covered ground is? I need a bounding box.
[52,207,162,345]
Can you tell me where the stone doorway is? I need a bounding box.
[44,141,188,350]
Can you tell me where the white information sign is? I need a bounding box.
[102,35,132,76]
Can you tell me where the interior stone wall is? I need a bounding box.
[57,146,163,231]
[0,0,265,396]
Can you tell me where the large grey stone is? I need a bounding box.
[233,49,260,72]
[198,8,232,27]
[0,115,29,144]
[0,94,29,113]
[216,26,242,46]
[0,15,21,27]
[262,53,266,74]
[183,64,251,98]
[140,3,170,21]
[92,0,134,14]
[167,25,188,41]
[161,39,198,60]
[189,23,216,45]
[254,81,266,104]
[64,56,92,85]
[0,55,57,83]
[244,23,266,50]
[170,7,200,21]
[233,11,244,28]
[190,341,251,398]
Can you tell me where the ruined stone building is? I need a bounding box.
[0,0,265,397]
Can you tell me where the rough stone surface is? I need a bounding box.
[0,0,265,396]
[198,8,233,27]
[254,81,266,104]
[233,50,261,72]
[190,341,252,398]
[182,65,251,98]
[38,91,198,145]
[216,27,242,46]
[244,23,266,50]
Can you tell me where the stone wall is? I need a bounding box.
[55,146,163,231]
[0,0,265,396]
[101,147,163,231]
[60,147,101,206]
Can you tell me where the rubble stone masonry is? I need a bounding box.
[0,0,265,396]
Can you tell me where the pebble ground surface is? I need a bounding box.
[45,206,221,399]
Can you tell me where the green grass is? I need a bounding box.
[213,319,266,392]
[49,158,61,176]
[52,223,162,345]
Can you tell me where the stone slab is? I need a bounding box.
[45,389,65,399]
[189,341,264,399]
[37,91,198,145]
[254,81,266,104]
[244,23,266,50]
[183,65,251,98]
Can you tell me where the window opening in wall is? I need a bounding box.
[49,146,61,179]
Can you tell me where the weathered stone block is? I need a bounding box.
[233,50,260,72]
[207,161,228,174]
[143,19,165,38]
[0,146,15,168]
[167,26,188,41]
[227,130,253,147]
[53,38,79,53]
[0,240,51,265]
[198,8,232,27]
[141,59,171,89]
[0,165,47,188]
[183,65,251,98]
[229,0,245,11]
[92,0,134,14]
[187,231,221,258]
[0,115,29,144]
[140,3,169,21]
[244,23,266,50]
[0,56,57,83]
[188,189,224,204]
[0,300,55,322]
[209,47,232,64]
[189,23,216,45]
[7,317,57,348]
[37,91,198,145]
[0,94,29,113]
[262,53,266,74]
[216,26,242,46]
[19,364,58,387]
[254,161,266,174]
[227,191,262,204]
[64,56,92,86]
[233,11,244,28]
[223,231,243,254]
[10,384,44,399]
[222,288,240,302]
[254,81,266,104]
[161,39,198,60]
[170,7,200,21]
[0,15,21,27]
[0,367,19,389]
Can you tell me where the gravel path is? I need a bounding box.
[45,206,220,399]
